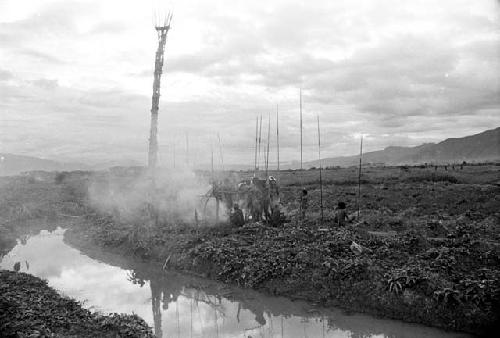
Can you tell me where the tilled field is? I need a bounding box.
[2,166,499,335]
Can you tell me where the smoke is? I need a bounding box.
[87,166,221,225]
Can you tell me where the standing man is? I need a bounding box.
[300,188,308,219]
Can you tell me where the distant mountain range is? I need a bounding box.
[0,154,150,176]
[1,127,498,175]
[306,127,500,168]
[0,154,90,176]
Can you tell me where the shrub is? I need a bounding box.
[54,172,67,184]
[404,172,460,184]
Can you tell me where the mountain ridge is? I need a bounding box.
[1,127,498,175]
[306,127,500,168]
[0,153,90,176]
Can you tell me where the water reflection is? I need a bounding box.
[0,219,60,259]
[0,229,470,338]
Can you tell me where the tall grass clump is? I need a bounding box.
[404,172,460,184]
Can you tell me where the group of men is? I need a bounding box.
[213,175,280,227]
[225,178,352,228]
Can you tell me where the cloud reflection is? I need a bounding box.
[1,229,471,338]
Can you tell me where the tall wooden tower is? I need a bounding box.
[148,12,173,172]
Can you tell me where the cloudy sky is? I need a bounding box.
[0,0,499,167]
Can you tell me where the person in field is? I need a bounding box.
[333,201,350,227]
[230,203,245,227]
[300,188,308,219]
[250,178,262,221]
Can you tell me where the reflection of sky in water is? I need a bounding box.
[1,229,471,338]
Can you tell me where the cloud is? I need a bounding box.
[0,69,13,81]
[31,78,59,89]
[0,0,499,164]
[86,21,128,35]
[0,1,88,43]
[18,49,65,64]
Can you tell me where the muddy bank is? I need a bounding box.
[4,228,473,338]
[66,214,500,336]
[0,174,89,259]
[0,270,153,337]
[0,176,155,337]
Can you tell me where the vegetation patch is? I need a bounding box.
[403,172,460,184]
[0,270,153,337]
[67,212,500,335]
[2,166,499,336]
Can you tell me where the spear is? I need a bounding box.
[185,132,189,166]
[254,116,258,175]
[357,135,363,218]
[258,115,263,174]
[217,133,224,172]
[265,112,271,178]
[300,89,303,171]
[173,137,176,169]
[276,104,280,182]
[299,90,303,222]
[211,144,214,182]
[317,115,323,222]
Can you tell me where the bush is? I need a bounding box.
[404,172,459,184]
[54,172,67,184]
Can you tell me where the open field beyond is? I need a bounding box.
[1,165,499,336]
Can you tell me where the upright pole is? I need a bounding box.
[317,115,324,223]
[276,104,280,182]
[214,139,219,223]
[186,132,189,166]
[258,115,263,174]
[357,135,363,218]
[217,133,224,172]
[211,145,214,182]
[254,116,258,175]
[299,90,303,224]
[173,138,176,169]
[147,15,172,224]
[300,89,303,170]
[265,113,271,178]
[148,19,172,172]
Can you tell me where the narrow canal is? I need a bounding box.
[1,227,471,338]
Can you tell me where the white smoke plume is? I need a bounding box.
[87,166,225,225]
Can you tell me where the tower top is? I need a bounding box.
[154,11,173,31]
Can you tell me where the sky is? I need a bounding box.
[0,0,499,167]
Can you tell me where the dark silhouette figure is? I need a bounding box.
[333,202,349,227]
[230,204,245,227]
[300,189,308,219]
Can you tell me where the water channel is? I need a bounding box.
[1,227,472,338]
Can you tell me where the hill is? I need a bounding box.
[308,127,500,167]
[0,153,89,176]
